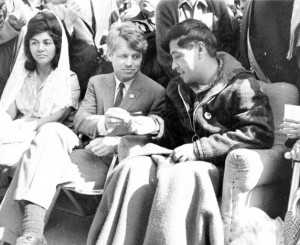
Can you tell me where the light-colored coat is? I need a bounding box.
[74,72,165,139]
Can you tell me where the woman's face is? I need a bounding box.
[29,31,56,68]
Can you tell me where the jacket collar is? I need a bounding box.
[178,52,247,106]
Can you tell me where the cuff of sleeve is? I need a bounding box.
[149,115,164,140]
[193,139,203,160]
[97,116,108,136]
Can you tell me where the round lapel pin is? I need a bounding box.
[204,112,212,120]
[129,94,135,99]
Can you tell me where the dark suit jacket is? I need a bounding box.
[74,72,165,139]
[239,0,300,90]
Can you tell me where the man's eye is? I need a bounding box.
[133,55,141,60]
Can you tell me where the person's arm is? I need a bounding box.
[34,107,73,129]
[193,78,274,164]
[295,28,300,69]
[85,136,120,156]
[46,0,82,37]
[0,0,28,44]
[13,107,72,132]
[6,100,19,120]
[85,87,165,156]
[74,77,105,138]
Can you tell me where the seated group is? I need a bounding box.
[0,9,277,245]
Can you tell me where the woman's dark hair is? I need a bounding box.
[161,19,217,57]
[24,11,62,71]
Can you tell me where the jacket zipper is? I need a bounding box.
[177,84,222,140]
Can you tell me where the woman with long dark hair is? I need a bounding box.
[0,10,80,245]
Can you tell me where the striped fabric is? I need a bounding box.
[284,189,300,245]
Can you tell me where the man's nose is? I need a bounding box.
[172,61,178,70]
[125,57,133,66]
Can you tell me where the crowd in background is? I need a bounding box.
[0,0,247,97]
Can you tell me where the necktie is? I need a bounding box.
[114,82,125,107]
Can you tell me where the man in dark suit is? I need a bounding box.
[0,21,165,245]
[239,0,300,89]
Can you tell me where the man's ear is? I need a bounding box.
[197,41,205,53]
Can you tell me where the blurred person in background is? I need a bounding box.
[129,0,168,86]
[0,0,33,97]
[118,0,139,21]
[45,0,120,99]
[239,0,300,90]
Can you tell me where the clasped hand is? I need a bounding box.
[280,118,300,160]
[151,143,197,166]
[104,107,157,135]
[170,143,197,163]
[280,118,300,139]
[104,107,131,132]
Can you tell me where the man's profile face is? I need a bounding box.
[170,39,201,84]
[109,36,143,82]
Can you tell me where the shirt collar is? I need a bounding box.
[178,0,208,9]
[114,75,134,94]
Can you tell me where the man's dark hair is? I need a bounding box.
[161,19,217,57]
[24,11,62,71]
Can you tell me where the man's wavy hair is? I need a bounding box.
[107,21,148,54]
[161,19,217,57]
[24,11,62,71]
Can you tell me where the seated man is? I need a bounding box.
[0,21,165,245]
[87,19,274,245]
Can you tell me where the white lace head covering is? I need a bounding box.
[0,9,72,117]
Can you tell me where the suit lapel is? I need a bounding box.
[103,74,116,112]
[120,73,143,111]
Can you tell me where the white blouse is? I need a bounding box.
[16,70,80,119]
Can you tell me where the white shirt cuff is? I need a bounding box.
[97,115,108,136]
